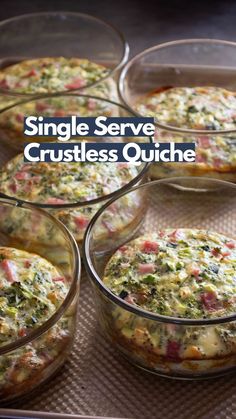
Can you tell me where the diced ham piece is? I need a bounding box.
[117,163,128,169]
[221,250,231,258]
[9,182,18,193]
[36,102,50,112]
[18,328,27,337]
[125,294,137,305]
[167,229,183,242]
[146,103,156,111]
[212,247,230,258]
[192,269,200,278]
[0,259,17,283]
[187,262,201,278]
[24,260,31,269]
[196,154,207,163]
[45,198,66,205]
[141,240,159,254]
[226,241,235,249]
[24,69,37,77]
[0,78,9,90]
[65,78,85,90]
[15,81,23,89]
[14,171,30,180]
[53,276,65,282]
[198,136,210,148]
[138,263,156,274]
[74,215,89,230]
[211,248,220,257]
[30,176,41,184]
[54,110,65,117]
[201,291,222,311]
[166,341,181,361]
[21,164,33,172]
[119,245,128,253]
[213,158,223,169]
[15,113,24,123]
[88,98,97,110]
[23,178,41,193]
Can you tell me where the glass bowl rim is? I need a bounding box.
[83,176,236,326]
[0,93,152,208]
[119,38,236,135]
[0,197,81,355]
[0,10,129,97]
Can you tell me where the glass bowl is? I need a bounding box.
[84,177,236,379]
[0,197,80,401]
[0,93,127,151]
[0,11,129,109]
[119,39,236,182]
[0,95,151,245]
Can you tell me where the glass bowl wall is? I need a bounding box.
[84,177,236,379]
[0,198,80,401]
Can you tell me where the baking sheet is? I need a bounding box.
[6,269,235,419]
[0,144,235,419]
[0,408,125,419]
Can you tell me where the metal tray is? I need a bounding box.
[0,144,235,419]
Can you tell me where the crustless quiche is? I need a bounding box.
[0,154,140,244]
[0,57,117,149]
[135,86,236,181]
[0,246,73,398]
[103,229,236,375]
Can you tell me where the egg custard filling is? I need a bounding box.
[103,229,236,372]
[0,155,139,243]
[150,132,236,182]
[0,57,110,94]
[0,246,72,396]
[135,86,236,130]
[135,86,236,181]
[0,57,117,150]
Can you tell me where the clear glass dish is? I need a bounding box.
[84,177,236,379]
[0,95,151,245]
[119,39,236,182]
[0,11,129,108]
[0,93,127,150]
[0,198,80,401]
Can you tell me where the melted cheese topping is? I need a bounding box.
[135,86,236,130]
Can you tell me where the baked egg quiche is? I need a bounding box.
[0,246,73,398]
[135,86,236,181]
[0,154,139,244]
[135,86,236,130]
[103,228,236,375]
[0,57,112,95]
[0,57,117,150]
[150,131,236,181]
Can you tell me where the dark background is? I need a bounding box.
[0,0,236,55]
